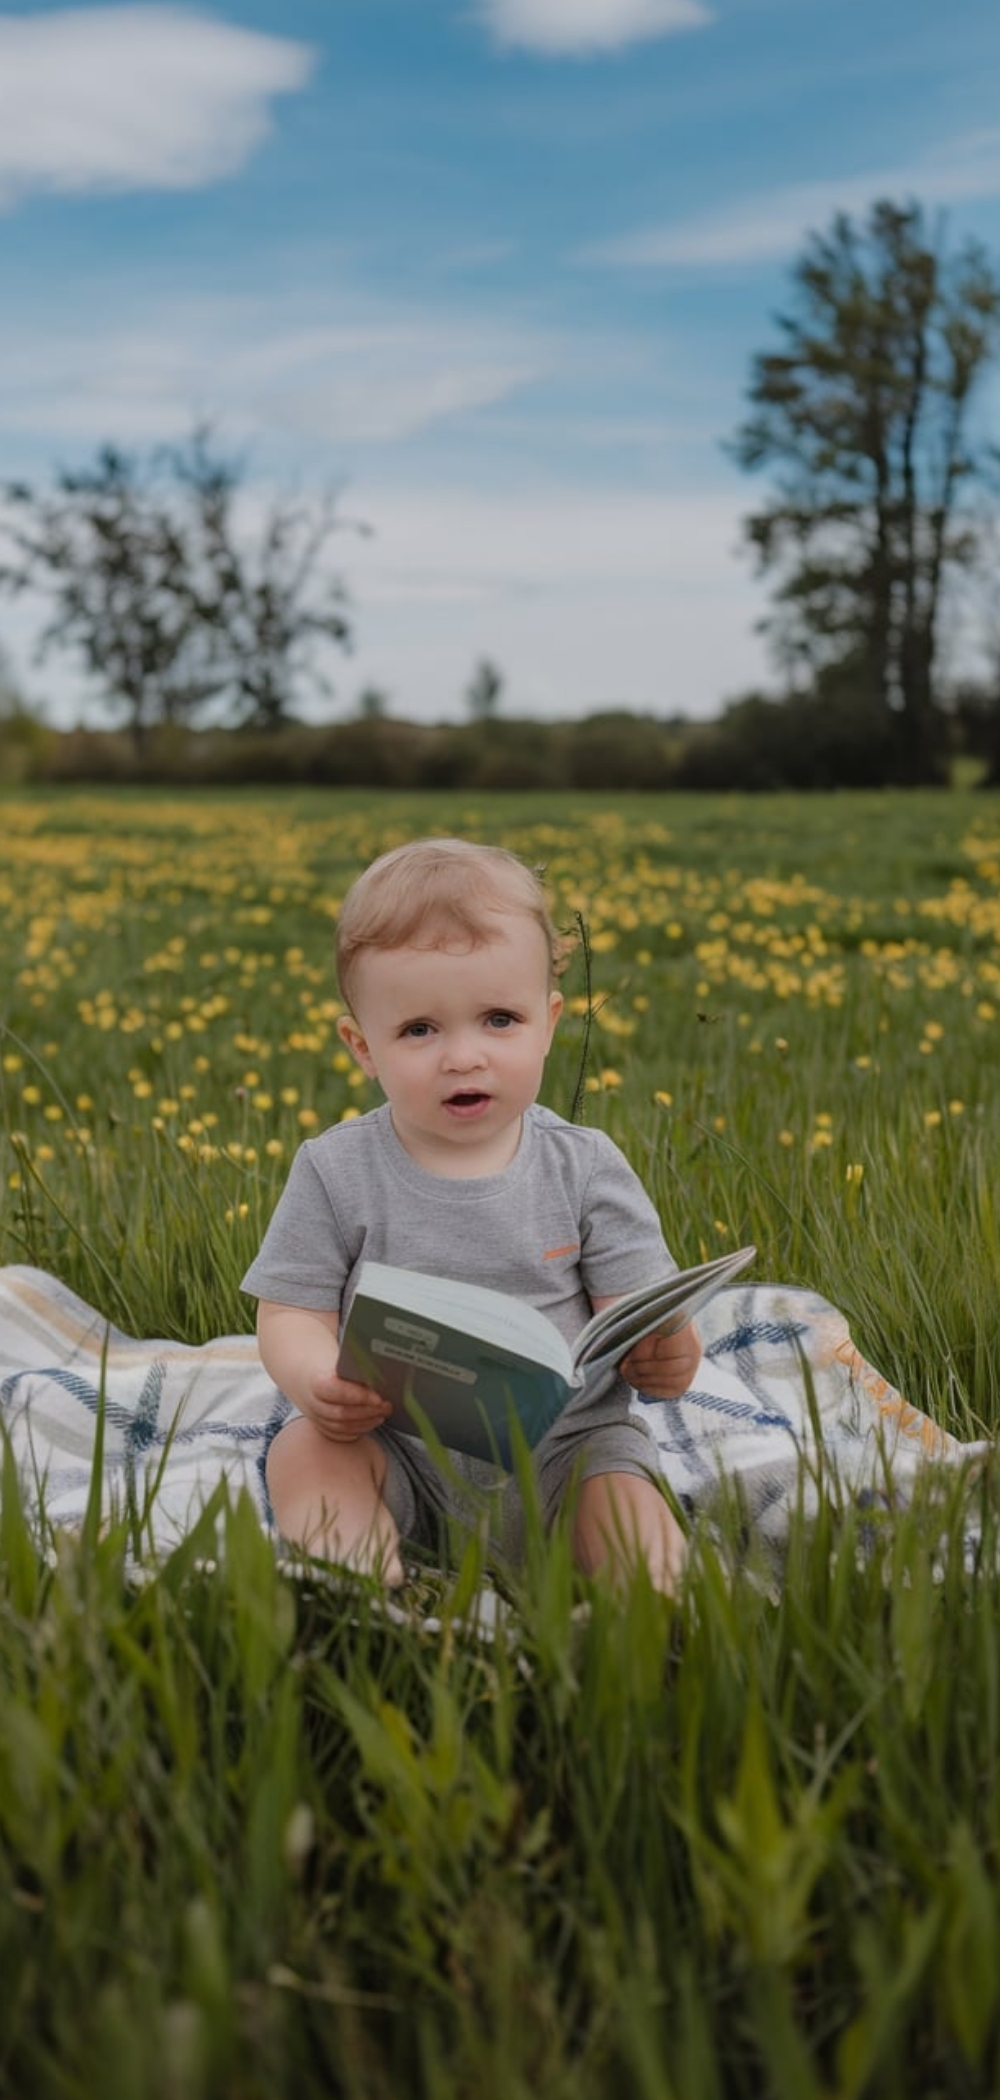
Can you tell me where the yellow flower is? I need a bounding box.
[924,1110,942,1128]
[948,1099,965,1116]
[297,1108,320,1129]
[778,1129,795,1147]
[599,1068,622,1089]
[654,1089,673,1108]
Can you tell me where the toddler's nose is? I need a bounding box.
[443,1029,487,1070]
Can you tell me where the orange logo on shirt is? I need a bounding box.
[543,1243,581,1261]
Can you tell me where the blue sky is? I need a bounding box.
[2,0,999,726]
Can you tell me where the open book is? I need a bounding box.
[337,1244,755,1465]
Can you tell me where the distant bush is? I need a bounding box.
[7,687,995,792]
[675,685,900,791]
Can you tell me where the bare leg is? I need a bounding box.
[266,1416,404,1585]
[572,1471,687,1594]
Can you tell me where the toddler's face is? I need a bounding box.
[338,915,562,1175]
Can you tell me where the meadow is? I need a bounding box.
[2,784,1000,2097]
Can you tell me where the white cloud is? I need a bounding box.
[583,128,1000,267]
[0,297,550,452]
[331,479,767,720]
[0,6,313,208]
[476,0,711,58]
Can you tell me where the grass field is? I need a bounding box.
[2,785,1000,2097]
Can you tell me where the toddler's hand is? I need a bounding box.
[620,1319,702,1400]
[303,1367,392,1443]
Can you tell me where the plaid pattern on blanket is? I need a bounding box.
[0,1263,987,1558]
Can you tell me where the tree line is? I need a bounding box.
[2,198,1000,789]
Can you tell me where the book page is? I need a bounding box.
[573,1244,756,1369]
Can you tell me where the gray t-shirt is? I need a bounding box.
[241,1101,673,1360]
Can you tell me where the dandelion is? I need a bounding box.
[948,1099,965,1116]
[778,1129,795,1147]
[339,1106,361,1122]
[654,1090,673,1109]
[297,1108,320,1129]
[599,1068,622,1089]
[924,1110,942,1128]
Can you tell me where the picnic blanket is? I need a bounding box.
[0,1262,989,1561]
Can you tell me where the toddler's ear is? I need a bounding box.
[337,1013,377,1077]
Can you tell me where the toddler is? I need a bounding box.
[241,838,701,1589]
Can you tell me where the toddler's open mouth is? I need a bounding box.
[444,1090,491,1111]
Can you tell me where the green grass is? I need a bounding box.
[3,785,1000,2096]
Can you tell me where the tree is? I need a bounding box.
[465,656,504,723]
[0,428,352,749]
[357,684,390,720]
[171,430,352,732]
[733,200,1000,783]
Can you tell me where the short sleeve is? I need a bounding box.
[240,1144,351,1309]
[577,1132,675,1303]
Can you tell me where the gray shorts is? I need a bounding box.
[377,1386,658,1566]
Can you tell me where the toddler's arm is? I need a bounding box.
[591,1295,703,1400]
[256,1299,392,1443]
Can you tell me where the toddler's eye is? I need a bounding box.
[401,1020,433,1039]
[486,1011,518,1030]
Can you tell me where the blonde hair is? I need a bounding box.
[336,837,567,1012]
